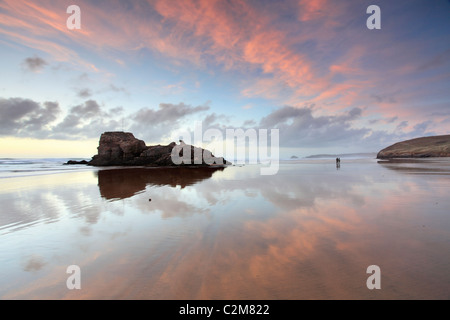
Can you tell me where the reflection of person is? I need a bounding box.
[336,157,341,169]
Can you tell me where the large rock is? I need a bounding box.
[89,132,147,166]
[377,135,450,159]
[87,132,229,167]
[138,142,177,166]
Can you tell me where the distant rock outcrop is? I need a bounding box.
[85,131,229,167]
[377,135,450,159]
[64,160,89,165]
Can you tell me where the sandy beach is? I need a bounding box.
[1,158,449,299]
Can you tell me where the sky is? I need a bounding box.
[0,0,449,158]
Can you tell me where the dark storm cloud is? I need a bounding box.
[411,120,435,137]
[258,106,369,148]
[71,100,102,117]
[76,84,130,99]
[417,48,450,71]
[370,116,398,125]
[201,104,430,153]
[0,97,213,141]
[0,98,60,136]
[371,93,398,104]
[22,56,48,73]
[202,113,230,129]
[129,102,210,142]
[386,116,398,124]
[196,105,385,150]
[243,119,256,127]
[50,100,121,139]
[77,88,92,98]
[1,96,438,152]
[250,105,440,151]
[396,121,409,131]
[55,100,102,130]
[108,84,129,95]
[132,103,209,124]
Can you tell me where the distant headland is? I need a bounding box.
[66,131,230,167]
[377,135,450,159]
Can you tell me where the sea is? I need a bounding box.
[0,158,93,179]
[0,156,449,299]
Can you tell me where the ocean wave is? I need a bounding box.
[0,158,92,178]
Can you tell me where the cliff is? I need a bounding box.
[377,135,450,159]
[69,131,230,166]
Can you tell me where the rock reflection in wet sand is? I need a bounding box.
[97,166,225,200]
[0,160,449,299]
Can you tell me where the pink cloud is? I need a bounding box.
[1,0,446,136]
[298,0,329,22]
[0,0,347,107]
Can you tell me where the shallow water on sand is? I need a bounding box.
[0,159,449,299]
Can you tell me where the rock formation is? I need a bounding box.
[377,135,450,159]
[89,132,146,166]
[82,131,229,167]
[64,160,89,165]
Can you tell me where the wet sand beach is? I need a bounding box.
[0,159,449,299]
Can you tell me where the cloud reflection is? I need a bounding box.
[2,162,450,299]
